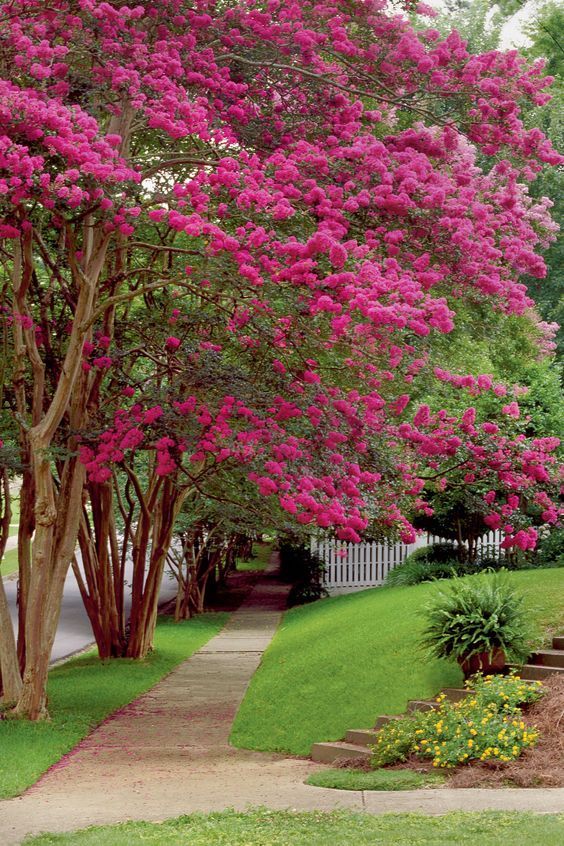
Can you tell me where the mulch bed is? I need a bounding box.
[337,675,564,787]
[448,674,564,788]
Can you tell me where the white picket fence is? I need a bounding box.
[311,531,504,594]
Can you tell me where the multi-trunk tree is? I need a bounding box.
[0,0,562,718]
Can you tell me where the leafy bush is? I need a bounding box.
[385,541,552,587]
[278,541,328,607]
[405,543,460,566]
[371,673,544,769]
[533,527,564,569]
[386,543,462,586]
[419,573,534,666]
[386,557,461,587]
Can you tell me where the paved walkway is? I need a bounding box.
[1,566,563,844]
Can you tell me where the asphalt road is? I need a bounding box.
[3,554,179,663]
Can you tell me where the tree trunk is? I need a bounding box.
[125,478,187,658]
[14,450,86,719]
[12,235,108,720]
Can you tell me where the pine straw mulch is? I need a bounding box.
[337,675,564,788]
[448,674,564,788]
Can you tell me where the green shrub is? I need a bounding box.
[420,572,534,664]
[405,543,459,566]
[371,673,544,769]
[279,541,328,606]
[386,557,460,587]
[533,528,564,569]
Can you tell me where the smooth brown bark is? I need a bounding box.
[12,234,109,719]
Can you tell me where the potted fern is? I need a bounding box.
[420,573,532,677]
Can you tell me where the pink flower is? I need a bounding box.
[502,402,520,419]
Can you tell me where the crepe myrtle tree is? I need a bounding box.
[0,0,562,718]
[74,294,562,661]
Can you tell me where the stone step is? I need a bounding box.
[518,664,564,681]
[407,699,439,713]
[374,715,401,729]
[530,649,564,669]
[441,688,471,702]
[345,729,380,747]
[552,636,564,650]
[311,741,372,764]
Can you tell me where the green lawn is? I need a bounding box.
[230,568,564,756]
[8,493,20,535]
[0,613,227,799]
[236,541,272,572]
[306,767,445,791]
[1,546,18,577]
[22,810,564,845]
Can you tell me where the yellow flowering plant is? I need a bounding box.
[371,673,544,769]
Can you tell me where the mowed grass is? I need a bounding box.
[0,613,227,799]
[0,546,18,577]
[23,810,564,846]
[230,568,564,756]
[306,767,445,791]
[236,541,272,572]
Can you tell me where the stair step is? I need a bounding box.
[407,699,439,713]
[441,688,471,702]
[374,715,401,729]
[531,649,564,669]
[311,741,372,764]
[552,636,564,650]
[345,729,380,746]
[518,664,564,681]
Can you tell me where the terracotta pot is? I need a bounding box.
[458,648,506,678]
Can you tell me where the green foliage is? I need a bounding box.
[371,673,544,769]
[420,573,533,663]
[437,0,507,52]
[405,544,458,565]
[386,543,500,588]
[305,767,445,791]
[386,543,555,587]
[278,541,328,606]
[230,568,563,756]
[0,614,227,799]
[21,810,564,846]
[534,527,564,569]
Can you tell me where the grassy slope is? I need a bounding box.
[0,613,227,799]
[231,568,564,756]
[23,810,564,846]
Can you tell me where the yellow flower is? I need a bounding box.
[468,739,474,748]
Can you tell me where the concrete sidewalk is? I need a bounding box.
[1,565,563,844]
